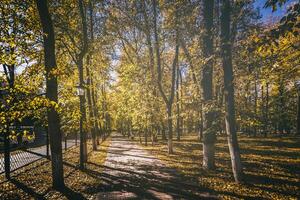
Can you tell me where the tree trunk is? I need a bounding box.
[145,126,148,146]
[261,84,264,136]
[265,82,269,137]
[199,105,203,141]
[220,0,243,183]
[78,0,89,169]
[91,76,100,145]
[86,63,97,150]
[161,122,166,141]
[254,74,258,137]
[176,65,181,141]
[167,105,173,154]
[78,58,88,169]
[297,89,300,135]
[142,0,159,141]
[87,0,97,150]
[279,81,285,135]
[201,0,216,170]
[36,0,64,189]
[152,0,179,154]
[139,129,142,143]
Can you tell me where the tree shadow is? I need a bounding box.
[10,178,46,199]
[57,186,86,200]
[84,159,219,200]
[88,133,220,199]
[245,173,300,195]
[5,177,86,200]
[124,134,300,199]
[253,138,300,149]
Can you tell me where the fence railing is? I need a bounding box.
[0,132,78,179]
[0,128,111,179]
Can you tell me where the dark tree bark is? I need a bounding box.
[262,83,269,137]
[201,0,216,170]
[161,122,167,141]
[297,87,300,135]
[278,80,286,134]
[78,58,88,168]
[91,76,100,144]
[265,82,269,136]
[86,63,96,150]
[35,0,64,189]
[254,74,258,136]
[199,107,203,141]
[176,65,181,141]
[220,0,243,183]
[86,0,97,151]
[90,0,100,144]
[261,84,266,137]
[78,0,88,169]
[145,126,148,146]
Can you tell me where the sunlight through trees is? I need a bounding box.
[0,0,299,199]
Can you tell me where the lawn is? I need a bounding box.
[0,138,111,200]
[136,134,300,200]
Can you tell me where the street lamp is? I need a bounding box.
[76,84,85,96]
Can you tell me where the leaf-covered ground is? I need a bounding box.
[0,138,111,200]
[136,134,300,200]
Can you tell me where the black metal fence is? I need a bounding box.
[0,127,78,179]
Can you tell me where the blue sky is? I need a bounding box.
[254,0,298,22]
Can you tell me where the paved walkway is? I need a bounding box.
[96,133,217,200]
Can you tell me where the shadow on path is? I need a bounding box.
[90,133,218,200]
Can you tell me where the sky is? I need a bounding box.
[254,0,298,23]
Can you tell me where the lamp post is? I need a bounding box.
[296,80,300,135]
[76,84,87,169]
[76,85,85,96]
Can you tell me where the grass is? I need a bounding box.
[0,138,111,200]
[135,134,300,200]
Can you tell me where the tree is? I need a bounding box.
[297,82,300,135]
[77,0,88,169]
[52,0,90,169]
[201,0,216,170]
[86,0,98,150]
[152,0,180,154]
[35,0,65,189]
[220,0,243,183]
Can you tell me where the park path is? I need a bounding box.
[96,133,218,200]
